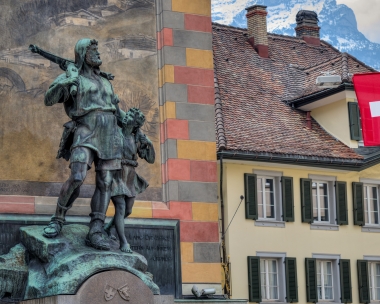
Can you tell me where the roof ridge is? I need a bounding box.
[214,73,226,151]
[212,22,246,32]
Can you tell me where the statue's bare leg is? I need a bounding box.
[105,196,134,233]
[86,170,114,250]
[110,195,132,253]
[43,162,87,238]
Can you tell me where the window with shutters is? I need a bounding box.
[317,260,334,300]
[247,170,294,226]
[364,185,380,226]
[250,252,291,303]
[369,262,380,301]
[309,254,345,303]
[306,175,343,229]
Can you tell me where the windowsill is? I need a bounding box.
[260,302,286,304]
[255,220,285,228]
[310,223,339,231]
[362,225,380,233]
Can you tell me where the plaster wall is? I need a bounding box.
[311,97,359,148]
[222,161,380,303]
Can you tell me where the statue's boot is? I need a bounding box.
[43,216,64,238]
[86,214,110,250]
[103,218,117,240]
[43,177,83,238]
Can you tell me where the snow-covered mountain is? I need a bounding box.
[212,0,380,70]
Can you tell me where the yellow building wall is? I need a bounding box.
[222,161,380,303]
[311,98,358,148]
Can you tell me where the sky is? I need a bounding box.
[336,0,380,43]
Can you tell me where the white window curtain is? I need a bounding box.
[312,182,329,222]
[257,177,275,219]
[364,185,380,225]
[317,260,334,300]
[260,259,279,300]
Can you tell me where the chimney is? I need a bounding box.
[295,10,320,45]
[246,5,269,58]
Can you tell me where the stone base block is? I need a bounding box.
[21,270,155,304]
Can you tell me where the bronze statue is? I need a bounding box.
[105,108,155,253]
[38,38,124,250]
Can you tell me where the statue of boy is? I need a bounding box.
[105,108,155,253]
[43,38,123,250]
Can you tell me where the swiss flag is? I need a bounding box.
[353,72,380,146]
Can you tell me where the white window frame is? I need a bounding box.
[257,176,276,220]
[257,252,287,304]
[317,260,334,301]
[369,261,380,301]
[309,175,337,228]
[312,254,341,304]
[364,184,380,226]
[260,259,279,301]
[312,181,331,223]
[253,170,283,225]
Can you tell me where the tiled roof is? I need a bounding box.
[213,23,374,160]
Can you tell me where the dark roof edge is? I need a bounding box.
[218,150,380,172]
[214,73,226,150]
[287,83,354,108]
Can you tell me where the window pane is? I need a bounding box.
[320,207,329,222]
[320,183,328,197]
[257,178,263,218]
[325,287,333,299]
[313,183,318,221]
[265,179,275,219]
[270,286,278,300]
[318,287,322,300]
[371,211,379,225]
[370,186,377,200]
[364,186,368,199]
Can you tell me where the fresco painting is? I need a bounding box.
[0,0,161,200]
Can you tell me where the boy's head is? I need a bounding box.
[123,108,145,130]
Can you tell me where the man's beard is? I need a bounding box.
[85,53,102,68]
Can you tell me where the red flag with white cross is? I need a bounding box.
[353,72,380,146]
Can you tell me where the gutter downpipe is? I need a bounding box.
[219,152,230,297]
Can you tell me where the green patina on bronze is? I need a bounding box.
[0,224,159,301]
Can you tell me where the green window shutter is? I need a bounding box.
[247,256,261,302]
[357,260,370,303]
[244,173,258,220]
[301,178,313,223]
[285,257,298,302]
[353,182,365,226]
[282,176,295,222]
[305,258,317,303]
[335,181,348,225]
[339,259,352,303]
[348,102,361,140]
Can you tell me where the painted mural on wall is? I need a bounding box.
[0,0,161,199]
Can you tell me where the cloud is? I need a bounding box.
[212,0,256,24]
[337,0,380,43]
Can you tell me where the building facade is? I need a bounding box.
[0,0,222,300]
[214,6,380,303]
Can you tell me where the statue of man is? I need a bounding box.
[43,38,122,250]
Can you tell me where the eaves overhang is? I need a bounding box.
[288,83,354,110]
[217,149,380,172]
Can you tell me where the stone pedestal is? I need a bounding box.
[0,224,159,302]
[21,270,155,304]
